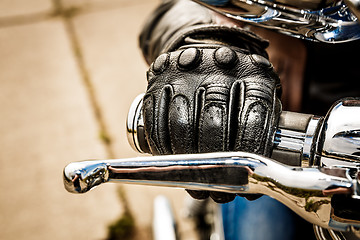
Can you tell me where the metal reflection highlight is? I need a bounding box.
[193,0,360,43]
[63,151,358,230]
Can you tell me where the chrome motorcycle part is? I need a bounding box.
[315,98,360,167]
[66,98,360,232]
[193,0,360,43]
[63,151,359,231]
[313,224,360,240]
[127,95,360,169]
[345,0,360,20]
[200,0,336,9]
[272,111,323,167]
[126,93,150,154]
[126,94,322,167]
[265,98,360,169]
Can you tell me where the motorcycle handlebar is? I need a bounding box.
[64,96,360,232]
[126,93,323,167]
[272,111,322,167]
[127,94,360,169]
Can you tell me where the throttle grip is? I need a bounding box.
[126,93,317,164]
[127,96,360,168]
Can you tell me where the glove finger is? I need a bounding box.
[234,77,276,155]
[209,191,236,204]
[197,83,229,152]
[194,48,242,203]
[157,85,173,154]
[196,46,241,152]
[143,94,161,155]
[186,189,209,200]
[194,87,205,152]
[197,82,234,203]
[143,86,173,155]
[165,47,202,154]
[237,193,263,201]
[231,54,280,156]
[168,94,194,154]
[227,80,245,151]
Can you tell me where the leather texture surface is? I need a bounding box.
[144,45,281,155]
[139,0,282,203]
[143,45,281,202]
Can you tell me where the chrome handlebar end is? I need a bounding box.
[63,161,109,194]
[126,93,150,154]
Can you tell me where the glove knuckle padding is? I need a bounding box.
[143,45,281,157]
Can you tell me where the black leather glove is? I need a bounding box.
[139,0,282,203]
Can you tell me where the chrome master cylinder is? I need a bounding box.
[272,98,360,169]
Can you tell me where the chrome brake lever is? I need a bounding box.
[63,151,359,231]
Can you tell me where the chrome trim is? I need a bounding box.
[303,116,322,166]
[193,0,360,43]
[274,128,305,153]
[345,0,360,20]
[320,156,360,169]
[63,151,357,230]
[126,93,145,153]
[273,115,322,166]
[319,99,360,163]
[313,225,346,240]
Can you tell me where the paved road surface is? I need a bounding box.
[0,1,198,239]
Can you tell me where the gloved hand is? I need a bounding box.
[143,45,281,203]
[139,0,282,203]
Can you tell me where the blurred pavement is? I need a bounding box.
[0,0,197,239]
